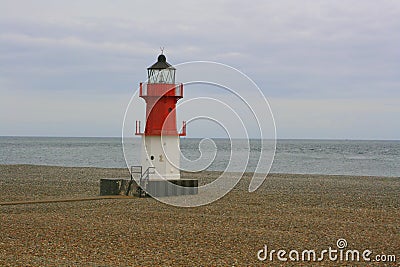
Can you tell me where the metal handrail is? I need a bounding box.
[140,167,155,187]
[126,166,142,196]
[131,165,142,175]
[128,165,155,197]
[138,166,155,197]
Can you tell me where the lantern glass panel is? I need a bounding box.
[148,68,175,84]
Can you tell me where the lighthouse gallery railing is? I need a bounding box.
[139,82,183,97]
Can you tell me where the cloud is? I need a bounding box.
[0,0,399,138]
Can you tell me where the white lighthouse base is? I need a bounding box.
[141,135,181,180]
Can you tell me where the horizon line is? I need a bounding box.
[0,135,399,142]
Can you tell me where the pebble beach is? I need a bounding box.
[0,164,399,266]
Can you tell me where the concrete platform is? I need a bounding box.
[100,178,198,197]
[144,179,198,197]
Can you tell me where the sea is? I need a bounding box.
[0,136,399,177]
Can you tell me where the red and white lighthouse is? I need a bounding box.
[136,53,186,180]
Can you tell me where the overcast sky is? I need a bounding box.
[0,0,399,139]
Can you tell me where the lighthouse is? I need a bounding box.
[136,53,186,180]
[99,52,197,198]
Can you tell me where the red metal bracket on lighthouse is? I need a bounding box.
[179,121,186,136]
[135,120,143,135]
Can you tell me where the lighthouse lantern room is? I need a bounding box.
[136,53,186,180]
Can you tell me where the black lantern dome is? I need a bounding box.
[147,54,176,84]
